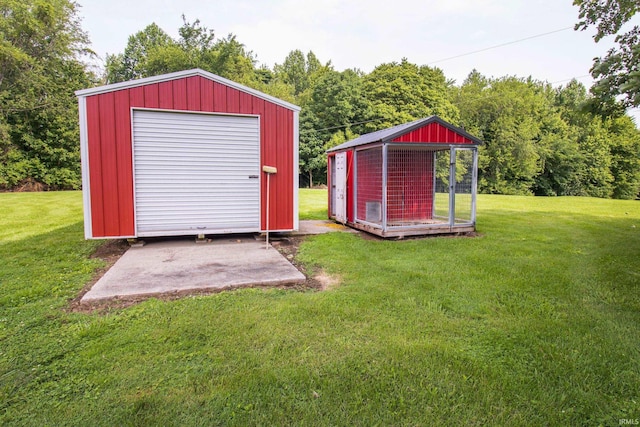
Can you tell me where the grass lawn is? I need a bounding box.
[299,188,329,220]
[1,189,639,426]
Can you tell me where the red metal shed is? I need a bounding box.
[327,116,482,238]
[76,69,300,239]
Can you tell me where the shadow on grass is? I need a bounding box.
[0,221,102,306]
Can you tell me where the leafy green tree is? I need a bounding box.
[606,115,640,198]
[484,113,542,194]
[533,116,584,196]
[577,118,615,197]
[298,70,356,186]
[307,69,374,142]
[451,69,490,140]
[297,66,372,186]
[298,109,327,187]
[274,50,320,96]
[529,81,589,196]
[205,35,258,85]
[453,72,635,198]
[251,65,296,103]
[554,79,640,199]
[456,75,552,194]
[105,17,259,87]
[362,59,459,127]
[99,18,640,199]
[104,23,172,83]
[574,0,640,110]
[0,0,93,190]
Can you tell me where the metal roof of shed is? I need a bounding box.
[327,116,482,152]
[75,68,301,112]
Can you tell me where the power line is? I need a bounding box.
[300,117,384,134]
[428,26,573,65]
[549,74,592,85]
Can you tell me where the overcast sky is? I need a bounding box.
[78,0,639,122]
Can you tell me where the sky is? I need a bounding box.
[77,0,639,122]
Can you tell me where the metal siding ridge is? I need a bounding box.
[293,110,299,230]
[76,69,300,112]
[86,96,105,237]
[129,101,140,237]
[98,91,120,236]
[114,89,135,236]
[78,96,93,239]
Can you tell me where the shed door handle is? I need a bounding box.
[248,175,259,179]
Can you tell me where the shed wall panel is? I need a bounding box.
[328,151,355,222]
[392,122,474,144]
[226,86,240,113]
[186,76,201,111]
[144,84,159,108]
[130,86,145,107]
[327,153,334,219]
[158,81,173,109]
[172,79,187,110]
[98,92,120,236]
[201,79,214,111]
[86,96,104,237]
[262,102,275,229]
[275,105,293,230]
[213,82,226,110]
[239,91,253,115]
[113,90,135,235]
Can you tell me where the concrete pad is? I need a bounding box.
[81,238,305,301]
[293,220,358,235]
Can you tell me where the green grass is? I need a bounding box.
[1,190,639,425]
[299,188,328,220]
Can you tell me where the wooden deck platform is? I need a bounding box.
[343,220,475,239]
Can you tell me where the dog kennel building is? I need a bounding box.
[327,116,481,238]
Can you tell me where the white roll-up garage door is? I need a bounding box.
[132,110,260,237]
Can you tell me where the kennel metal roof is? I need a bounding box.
[327,115,482,152]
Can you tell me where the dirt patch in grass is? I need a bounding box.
[270,236,331,291]
[89,238,130,260]
[314,270,341,290]
[69,280,316,315]
[68,239,131,313]
[270,236,342,291]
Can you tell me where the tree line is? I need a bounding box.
[1,1,639,198]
